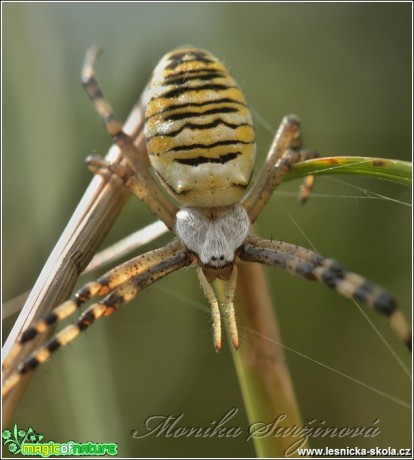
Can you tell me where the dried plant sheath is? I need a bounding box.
[2,100,146,423]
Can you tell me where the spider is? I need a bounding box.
[2,46,411,396]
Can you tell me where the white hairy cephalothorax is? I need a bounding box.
[175,205,250,268]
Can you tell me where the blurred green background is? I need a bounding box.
[3,3,411,457]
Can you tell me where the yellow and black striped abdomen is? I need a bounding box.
[144,47,256,207]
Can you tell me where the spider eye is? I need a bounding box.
[209,254,227,268]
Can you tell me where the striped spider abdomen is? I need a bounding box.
[144,47,256,207]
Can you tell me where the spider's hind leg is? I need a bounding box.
[81,47,177,229]
[299,172,317,204]
[242,115,318,222]
[86,155,178,231]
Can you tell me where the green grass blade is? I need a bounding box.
[284,156,412,185]
[216,263,307,457]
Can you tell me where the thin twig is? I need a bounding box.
[2,99,145,424]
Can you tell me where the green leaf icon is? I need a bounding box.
[2,430,12,441]
[8,443,18,453]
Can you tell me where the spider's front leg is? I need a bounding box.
[3,241,193,396]
[238,236,411,351]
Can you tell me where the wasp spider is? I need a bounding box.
[3,47,411,396]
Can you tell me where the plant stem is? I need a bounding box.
[216,261,307,457]
[285,156,411,185]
